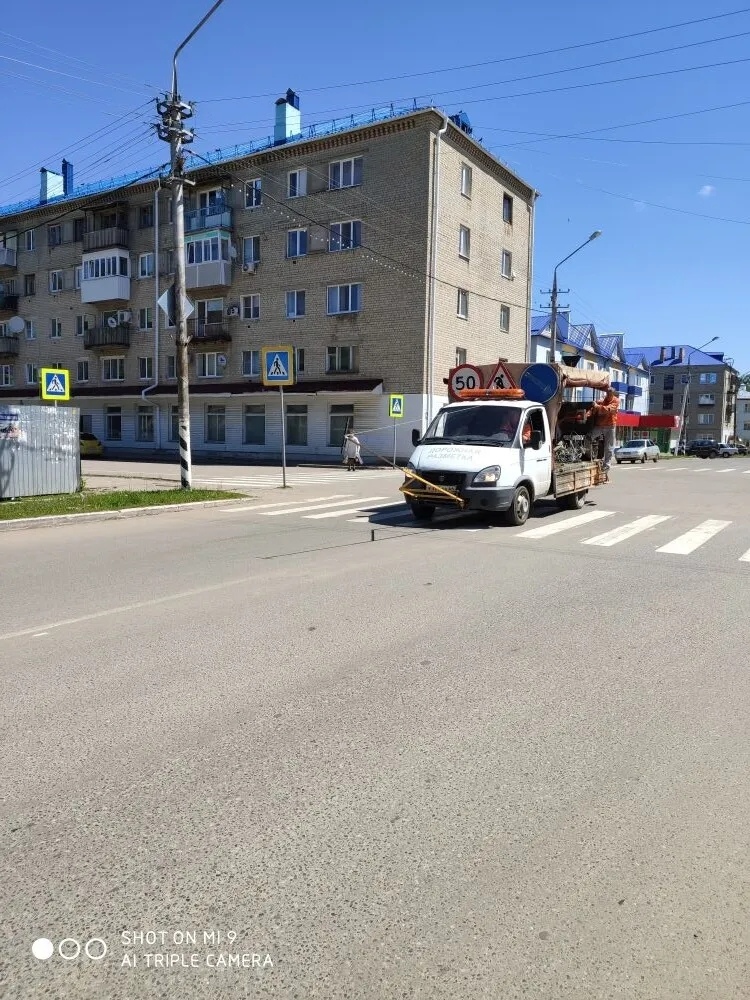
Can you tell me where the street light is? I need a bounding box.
[677,336,719,450]
[156,0,229,489]
[549,231,602,362]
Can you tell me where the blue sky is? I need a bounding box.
[2,0,749,371]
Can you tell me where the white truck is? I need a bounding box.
[400,360,611,526]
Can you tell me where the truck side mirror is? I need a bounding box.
[411,428,421,446]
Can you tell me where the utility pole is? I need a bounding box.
[155,0,229,489]
[542,232,601,363]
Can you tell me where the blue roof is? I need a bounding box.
[626,345,727,368]
[531,313,570,340]
[597,334,622,360]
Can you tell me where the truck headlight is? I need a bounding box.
[472,465,502,485]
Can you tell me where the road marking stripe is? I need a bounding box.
[517,510,616,539]
[306,501,406,520]
[692,468,710,472]
[583,514,672,547]
[667,466,688,470]
[263,496,389,516]
[656,519,731,555]
[739,547,750,563]
[717,468,737,473]
[220,495,350,512]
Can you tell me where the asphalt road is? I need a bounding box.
[2,458,749,999]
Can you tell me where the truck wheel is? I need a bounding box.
[410,502,435,522]
[560,490,587,510]
[505,485,531,526]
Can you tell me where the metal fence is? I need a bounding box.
[0,405,80,499]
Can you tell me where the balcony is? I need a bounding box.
[626,384,643,397]
[0,335,19,357]
[184,204,233,234]
[185,260,232,290]
[82,227,129,252]
[610,380,629,393]
[0,246,17,270]
[84,325,131,350]
[0,294,19,314]
[80,274,130,304]
[187,319,232,344]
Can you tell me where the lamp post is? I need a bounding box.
[156,0,229,489]
[549,231,602,362]
[677,336,718,451]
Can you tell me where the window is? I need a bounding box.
[456,348,467,366]
[138,357,153,381]
[329,404,354,447]
[136,405,154,442]
[50,318,62,339]
[327,283,362,315]
[243,405,265,445]
[240,293,260,321]
[167,355,176,379]
[74,266,82,289]
[501,250,512,278]
[459,226,471,260]
[500,305,510,332]
[138,253,154,278]
[80,414,93,434]
[0,364,12,387]
[76,360,89,382]
[287,228,308,258]
[25,319,36,340]
[663,374,674,391]
[286,290,306,318]
[286,404,308,445]
[245,178,262,208]
[242,235,260,266]
[457,288,469,319]
[329,220,362,252]
[169,405,179,442]
[73,218,86,242]
[24,274,35,296]
[461,163,473,198]
[698,413,715,425]
[198,352,220,378]
[699,372,718,385]
[287,168,307,198]
[49,270,63,293]
[139,204,154,228]
[102,357,125,381]
[185,235,229,266]
[326,345,356,373]
[205,405,226,443]
[24,229,35,251]
[698,393,715,405]
[75,315,90,337]
[296,348,305,373]
[48,224,62,247]
[242,350,260,377]
[82,255,130,279]
[662,394,674,410]
[25,363,38,384]
[106,407,122,441]
[138,307,153,331]
[329,157,363,190]
[502,193,513,224]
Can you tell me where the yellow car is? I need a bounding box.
[80,432,104,457]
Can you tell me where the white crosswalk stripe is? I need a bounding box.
[263,496,389,516]
[717,468,737,473]
[739,547,750,563]
[219,495,351,512]
[306,501,405,520]
[194,468,398,489]
[517,510,615,539]
[656,519,731,555]
[583,514,672,547]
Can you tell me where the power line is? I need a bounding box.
[0,53,152,97]
[200,6,750,102]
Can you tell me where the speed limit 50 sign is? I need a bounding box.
[449,365,484,398]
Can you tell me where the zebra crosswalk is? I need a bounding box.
[194,467,400,491]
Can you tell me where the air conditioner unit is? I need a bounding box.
[226,306,239,317]
[242,262,257,274]
[118,310,132,323]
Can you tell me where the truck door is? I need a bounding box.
[522,408,552,496]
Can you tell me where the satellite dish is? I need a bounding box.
[107,316,118,328]
[7,316,25,334]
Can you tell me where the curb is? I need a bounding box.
[0,498,249,532]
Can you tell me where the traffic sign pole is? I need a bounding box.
[280,385,288,489]
[393,418,397,466]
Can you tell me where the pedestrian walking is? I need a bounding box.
[341,431,362,471]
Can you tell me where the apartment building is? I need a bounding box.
[625,344,740,445]
[0,96,537,460]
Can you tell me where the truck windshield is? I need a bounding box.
[422,405,521,446]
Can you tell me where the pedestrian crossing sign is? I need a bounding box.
[389,394,404,419]
[40,368,70,401]
[261,346,295,386]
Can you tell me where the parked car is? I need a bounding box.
[694,441,737,459]
[615,439,660,464]
[80,432,104,457]
[736,442,748,455]
[685,439,715,456]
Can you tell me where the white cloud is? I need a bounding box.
[698,185,715,198]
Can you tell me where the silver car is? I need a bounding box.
[615,438,660,464]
